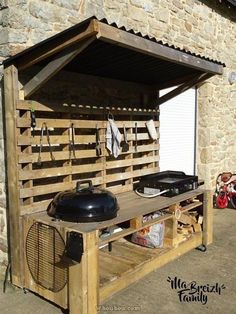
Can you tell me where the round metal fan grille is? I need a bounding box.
[26,222,67,292]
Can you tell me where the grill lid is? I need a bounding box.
[47,180,119,222]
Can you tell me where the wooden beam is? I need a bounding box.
[157,73,212,106]
[203,190,213,246]
[152,72,202,90]
[22,36,95,98]
[4,65,23,287]
[68,231,99,314]
[95,20,223,75]
[17,19,98,70]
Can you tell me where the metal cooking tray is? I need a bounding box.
[135,170,199,197]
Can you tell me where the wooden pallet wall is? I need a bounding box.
[17,100,160,216]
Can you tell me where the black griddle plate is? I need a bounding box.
[135,170,199,197]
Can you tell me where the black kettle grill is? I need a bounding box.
[47,180,119,222]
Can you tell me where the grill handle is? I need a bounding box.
[76,180,94,193]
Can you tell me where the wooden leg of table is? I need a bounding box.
[69,231,99,314]
[202,190,213,246]
[130,216,143,229]
[87,231,99,314]
[164,217,178,248]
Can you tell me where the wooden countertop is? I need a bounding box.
[25,188,205,233]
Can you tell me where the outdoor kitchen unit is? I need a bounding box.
[3,17,224,314]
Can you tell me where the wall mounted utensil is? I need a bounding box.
[146,119,158,140]
[95,124,102,157]
[37,122,55,166]
[122,125,129,152]
[69,123,76,160]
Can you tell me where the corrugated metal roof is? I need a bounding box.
[3,16,225,67]
[98,17,225,66]
[3,16,225,93]
[61,39,202,85]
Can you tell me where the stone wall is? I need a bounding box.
[0,0,235,276]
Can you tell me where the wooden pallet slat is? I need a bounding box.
[106,155,159,170]
[105,167,160,185]
[19,177,104,198]
[18,143,160,163]
[16,95,160,213]
[17,133,159,146]
[17,117,159,129]
[19,163,104,180]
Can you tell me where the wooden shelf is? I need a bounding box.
[181,201,203,213]
[99,214,172,246]
[99,232,202,303]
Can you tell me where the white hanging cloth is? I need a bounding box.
[106,118,122,158]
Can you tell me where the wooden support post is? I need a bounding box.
[17,19,98,70]
[164,217,178,248]
[4,65,23,286]
[130,216,143,229]
[202,190,213,246]
[157,73,212,106]
[23,36,95,98]
[69,230,99,314]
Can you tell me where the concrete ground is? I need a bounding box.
[0,207,235,314]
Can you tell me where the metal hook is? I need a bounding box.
[107,111,114,120]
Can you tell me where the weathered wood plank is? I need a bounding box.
[157,73,213,105]
[19,167,159,199]
[18,143,159,163]
[23,37,95,98]
[99,233,202,302]
[4,65,23,287]
[17,19,98,70]
[153,73,201,90]
[180,201,203,213]
[106,155,159,170]
[99,214,171,246]
[68,230,99,314]
[19,177,104,198]
[17,132,159,146]
[105,167,159,184]
[20,199,51,215]
[16,117,159,129]
[86,231,99,314]
[19,163,104,180]
[203,190,213,245]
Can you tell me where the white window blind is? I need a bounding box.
[159,87,196,175]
